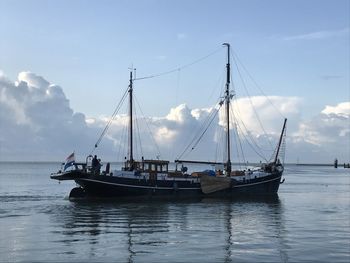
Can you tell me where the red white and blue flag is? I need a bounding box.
[64,152,75,171]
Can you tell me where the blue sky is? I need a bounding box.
[0,0,349,162]
[1,0,348,116]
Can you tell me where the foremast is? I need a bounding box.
[223,43,232,176]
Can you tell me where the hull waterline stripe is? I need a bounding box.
[78,175,282,190]
[79,178,200,190]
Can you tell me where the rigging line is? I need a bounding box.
[177,109,215,159]
[237,119,269,161]
[133,47,224,81]
[134,95,161,158]
[177,107,217,159]
[231,56,274,150]
[186,99,223,156]
[176,86,224,159]
[214,123,224,163]
[204,66,226,107]
[231,50,285,119]
[177,101,222,159]
[232,99,271,158]
[231,105,268,162]
[117,119,128,162]
[231,86,273,154]
[133,105,143,160]
[230,106,245,169]
[235,134,244,169]
[234,115,247,167]
[231,121,241,169]
[236,99,271,153]
[90,86,129,154]
[189,106,221,154]
[135,109,144,159]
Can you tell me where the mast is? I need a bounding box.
[128,70,134,170]
[223,43,231,175]
[274,118,287,164]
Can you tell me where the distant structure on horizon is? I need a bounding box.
[334,158,350,169]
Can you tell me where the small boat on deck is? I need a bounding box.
[51,43,287,199]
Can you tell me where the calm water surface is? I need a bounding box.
[0,162,349,262]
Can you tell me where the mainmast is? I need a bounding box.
[128,70,134,170]
[223,43,232,175]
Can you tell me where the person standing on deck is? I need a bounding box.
[92,155,99,174]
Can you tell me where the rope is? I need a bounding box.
[190,107,220,153]
[231,56,274,150]
[89,46,224,157]
[231,50,285,119]
[116,118,128,162]
[133,106,144,159]
[134,47,223,81]
[230,106,246,168]
[231,98,270,160]
[214,123,224,163]
[177,101,222,160]
[134,95,162,158]
[232,104,269,162]
[90,86,129,155]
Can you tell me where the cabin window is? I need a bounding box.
[151,164,156,171]
[162,164,168,172]
[144,163,149,171]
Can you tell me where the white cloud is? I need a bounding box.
[166,103,193,123]
[0,71,349,163]
[104,99,349,163]
[220,96,302,135]
[284,27,349,41]
[291,102,350,162]
[321,102,350,116]
[0,71,111,161]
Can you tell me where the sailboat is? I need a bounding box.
[51,43,287,198]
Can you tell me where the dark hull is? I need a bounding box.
[71,172,282,198]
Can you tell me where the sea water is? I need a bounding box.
[0,162,349,262]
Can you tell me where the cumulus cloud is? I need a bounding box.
[291,102,350,162]
[104,99,349,164]
[295,102,350,145]
[0,71,349,164]
[103,98,300,163]
[321,102,350,116]
[0,72,113,161]
[222,96,302,135]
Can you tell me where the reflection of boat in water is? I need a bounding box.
[51,43,287,198]
[220,196,289,262]
[50,197,288,262]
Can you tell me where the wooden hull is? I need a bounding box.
[59,171,283,198]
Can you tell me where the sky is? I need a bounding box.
[0,0,349,163]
